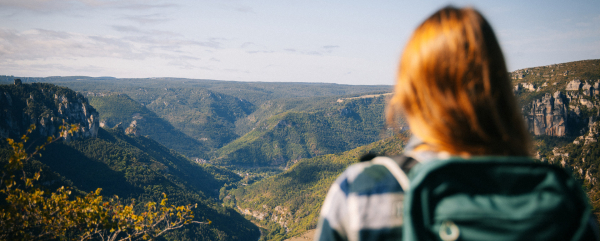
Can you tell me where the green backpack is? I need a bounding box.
[374,156,597,241]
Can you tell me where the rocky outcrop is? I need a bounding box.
[551,121,600,185]
[522,83,536,91]
[54,93,99,139]
[0,82,99,141]
[238,205,291,233]
[583,82,594,96]
[583,121,600,145]
[566,79,582,91]
[125,120,141,137]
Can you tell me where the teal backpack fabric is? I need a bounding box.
[399,156,595,241]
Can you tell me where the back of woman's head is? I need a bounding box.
[388,6,531,156]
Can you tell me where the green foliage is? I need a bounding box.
[36,127,257,240]
[0,125,257,240]
[533,135,576,159]
[133,87,254,150]
[0,125,204,240]
[233,92,390,136]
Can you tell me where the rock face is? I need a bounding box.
[238,205,291,233]
[522,83,536,91]
[566,79,582,91]
[125,120,141,137]
[524,91,569,136]
[54,93,100,140]
[0,83,99,141]
[551,121,600,185]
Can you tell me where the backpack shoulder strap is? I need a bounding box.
[391,155,420,174]
[371,156,411,192]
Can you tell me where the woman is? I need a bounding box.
[314,6,532,241]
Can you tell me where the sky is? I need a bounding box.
[0,0,599,85]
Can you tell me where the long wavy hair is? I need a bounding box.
[387,6,531,156]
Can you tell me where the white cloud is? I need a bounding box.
[0,0,102,12]
[0,0,177,13]
[111,25,181,37]
[111,25,142,33]
[0,28,219,73]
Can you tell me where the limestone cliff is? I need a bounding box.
[0,81,99,141]
[524,91,569,136]
[521,83,600,137]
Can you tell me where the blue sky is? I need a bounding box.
[0,0,598,85]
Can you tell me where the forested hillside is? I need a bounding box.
[0,82,259,240]
[36,127,258,240]
[225,133,409,240]
[215,95,394,168]
[130,87,255,150]
[84,86,255,156]
[0,126,259,240]
[87,93,210,158]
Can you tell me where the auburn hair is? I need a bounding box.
[387,6,531,156]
